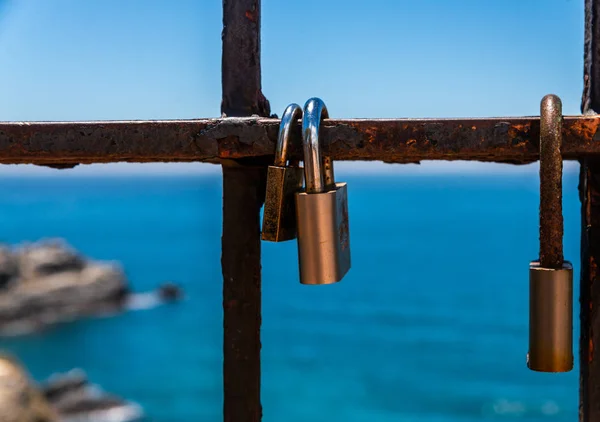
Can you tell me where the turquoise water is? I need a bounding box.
[0,169,581,422]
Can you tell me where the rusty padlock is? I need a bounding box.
[295,98,351,285]
[261,104,304,242]
[528,94,573,373]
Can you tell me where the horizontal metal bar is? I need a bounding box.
[0,116,599,165]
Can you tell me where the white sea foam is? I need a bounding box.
[125,292,162,311]
[61,403,144,422]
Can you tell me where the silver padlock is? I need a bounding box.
[262,104,304,242]
[528,94,573,373]
[295,98,351,285]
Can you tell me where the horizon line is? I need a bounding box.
[0,161,580,177]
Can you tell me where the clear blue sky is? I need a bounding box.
[0,0,585,174]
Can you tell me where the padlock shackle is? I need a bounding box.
[302,98,331,193]
[274,104,303,167]
[539,94,564,269]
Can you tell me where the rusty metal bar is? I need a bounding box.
[579,161,600,422]
[539,95,564,269]
[222,0,270,118]
[581,1,600,421]
[0,116,599,165]
[221,161,266,422]
[221,1,268,422]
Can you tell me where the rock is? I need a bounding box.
[18,241,85,281]
[39,370,144,422]
[41,370,88,404]
[0,240,129,335]
[0,356,143,422]
[0,247,18,291]
[0,354,59,422]
[157,282,183,302]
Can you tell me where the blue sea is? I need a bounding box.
[0,167,582,422]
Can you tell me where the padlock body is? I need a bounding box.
[262,165,304,242]
[295,182,351,285]
[528,261,573,372]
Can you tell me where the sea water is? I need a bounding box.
[0,168,580,422]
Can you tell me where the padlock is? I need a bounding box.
[261,104,304,242]
[527,94,573,373]
[295,97,351,285]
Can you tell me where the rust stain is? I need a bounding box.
[574,118,600,142]
[363,126,377,143]
[245,9,256,22]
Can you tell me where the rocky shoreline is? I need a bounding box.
[0,239,182,420]
[0,239,181,336]
[0,355,144,422]
[0,239,128,336]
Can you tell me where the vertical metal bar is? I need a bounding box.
[539,94,565,269]
[221,161,266,422]
[221,1,270,422]
[222,0,270,118]
[581,1,600,420]
[579,161,600,421]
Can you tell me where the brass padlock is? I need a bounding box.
[295,98,351,285]
[528,94,573,373]
[261,104,304,242]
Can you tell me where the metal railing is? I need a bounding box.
[2,0,600,421]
